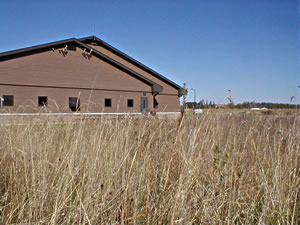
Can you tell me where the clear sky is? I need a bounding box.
[0,0,299,103]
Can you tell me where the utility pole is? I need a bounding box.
[298,85,300,111]
[182,83,187,109]
[191,88,196,110]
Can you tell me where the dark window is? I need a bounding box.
[3,95,14,106]
[38,96,48,106]
[69,97,80,112]
[105,98,112,107]
[127,99,134,107]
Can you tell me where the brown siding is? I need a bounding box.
[155,95,180,112]
[87,44,179,95]
[0,85,153,113]
[0,44,181,113]
[0,48,151,92]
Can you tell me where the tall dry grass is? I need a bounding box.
[0,113,299,224]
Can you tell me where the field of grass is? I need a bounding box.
[0,113,299,224]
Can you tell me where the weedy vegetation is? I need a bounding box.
[0,113,299,224]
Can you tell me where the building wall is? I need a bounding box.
[0,47,155,113]
[0,84,153,113]
[86,44,179,95]
[1,47,151,92]
[86,43,181,113]
[0,44,181,113]
[155,95,180,112]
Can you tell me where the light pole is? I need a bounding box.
[191,88,196,110]
[298,86,300,111]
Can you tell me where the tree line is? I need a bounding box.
[185,100,299,109]
[186,100,216,109]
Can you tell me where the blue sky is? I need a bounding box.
[0,0,299,103]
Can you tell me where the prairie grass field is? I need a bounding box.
[0,112,299,224]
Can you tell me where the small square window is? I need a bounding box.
[38,96,48,106]
[69,97,80,112]
[3,95,14,106]
[127,99,134,107]
[105,98,112,107]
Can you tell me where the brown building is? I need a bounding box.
[0,36,184,114]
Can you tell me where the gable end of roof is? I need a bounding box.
[0,38,163,94]
[79,36,183,95]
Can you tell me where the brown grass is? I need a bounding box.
[0,113,299,224]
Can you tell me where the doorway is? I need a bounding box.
[140,97,148,114]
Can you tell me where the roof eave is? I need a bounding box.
[0,38,78,61]
[152,84,163,93]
